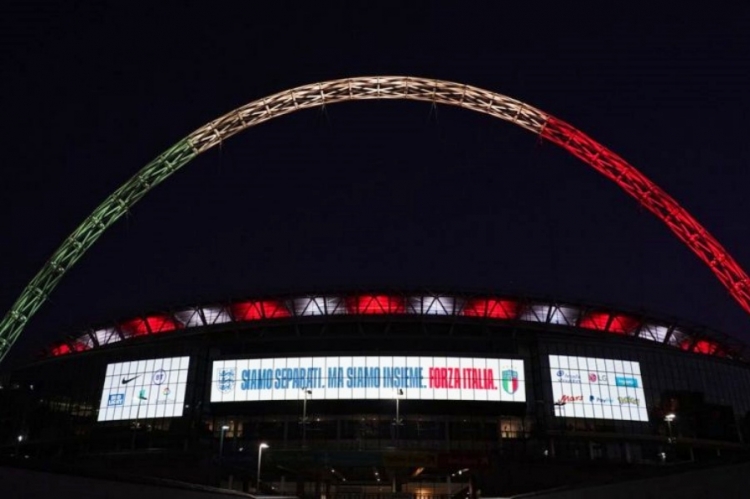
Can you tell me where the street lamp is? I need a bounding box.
[131,388,148,450]
[302,389,312,448]
[257,442,269,492]
[219,425,230,460]
[393,389,404,426]
[664,413,676,443]
[15,434,24,456]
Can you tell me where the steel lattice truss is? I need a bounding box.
[1,76,748,363]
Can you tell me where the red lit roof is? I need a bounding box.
[44,291,748,362]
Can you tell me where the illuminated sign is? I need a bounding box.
[210,356,526,403]
[97,356,190,421]
[549,355,648,422]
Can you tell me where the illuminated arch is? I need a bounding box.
[1,76,748,362]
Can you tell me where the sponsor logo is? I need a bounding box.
[501,369,519,395]
[588,394,614,404]
[152,386,173,404]
[615,376,638,388]
[137,388,148,401]
[557,394,584,404]
[158,386,172,402]
[218,368,236,393]
[618,396,640,406]
[121,375,140,385]
[588,373,609,383]
[152,369,168,385]
[555,370,581,384]
[108,393,125,406]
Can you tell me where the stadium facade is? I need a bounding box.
[2,290,750,496]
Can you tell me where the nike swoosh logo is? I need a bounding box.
[122,375,140,384]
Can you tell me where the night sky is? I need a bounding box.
[2,2,750,364]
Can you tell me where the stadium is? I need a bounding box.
[4,77,750,496]
[3,290,750,496]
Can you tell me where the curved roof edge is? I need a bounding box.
[42,291,750,363]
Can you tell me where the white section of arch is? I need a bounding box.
[186,77,549,152]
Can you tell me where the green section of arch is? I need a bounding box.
[0,138,197,362]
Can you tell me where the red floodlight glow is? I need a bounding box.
[579,312,609,331]
[462,299,518,319]
[685,339,721,355]
[120,319,148,337]
[50,341,89,356]
[580,312,638,334]
[610,315,640,334]
[347,295,406,315]
[232,300,291,321]
[50,344,71,356]
[144,315,182,334]
[121,315,182,337]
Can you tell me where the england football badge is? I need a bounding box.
[501,369,519,395]
[218,368,236,393]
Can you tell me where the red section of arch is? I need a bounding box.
[541,116,750,318]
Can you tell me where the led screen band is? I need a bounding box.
[211,356,526,403]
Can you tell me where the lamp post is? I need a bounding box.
[131,388,148,450]
[553,400,567,453]
[302,389,312,448]
[15,434,23,456]
[664,413,676,443]
[257,442,269,492]
[553,400,567,427]
[219,425,230,460]
[393,389,404,426]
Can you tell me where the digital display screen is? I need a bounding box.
[549,355,648,421]
[97,356,190,421]
[210,356,526,403]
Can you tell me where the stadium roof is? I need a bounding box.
[42,291,749,363]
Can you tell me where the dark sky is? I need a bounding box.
[2,2,750,363]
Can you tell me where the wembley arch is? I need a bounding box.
[1,76,748,363]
